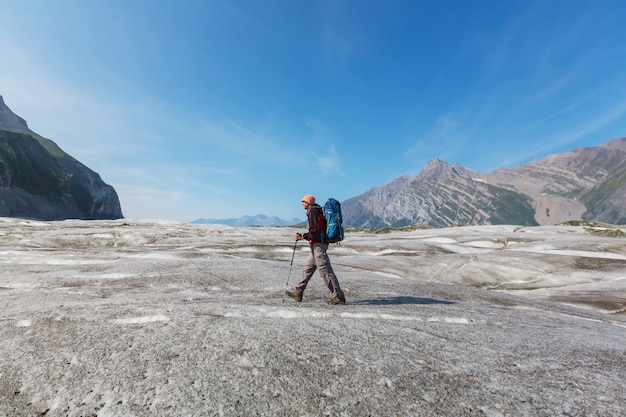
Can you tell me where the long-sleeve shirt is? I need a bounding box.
[302,204,326,244]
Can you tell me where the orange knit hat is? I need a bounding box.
[301,194,316,205]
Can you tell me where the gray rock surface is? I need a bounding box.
[0,218,624,416]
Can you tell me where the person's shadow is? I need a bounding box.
[351,296,455,306]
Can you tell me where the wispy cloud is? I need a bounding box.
[549,98,626,146]
[499,96,626,167]
[317,143,343,176]
[404,113,465,162]
[304,118,344,175]
[197,118,305,167]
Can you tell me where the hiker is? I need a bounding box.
[285,194,346,305]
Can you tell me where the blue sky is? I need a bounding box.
[1,0,625,222]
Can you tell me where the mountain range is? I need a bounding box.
[191,214,302,227]
[343,137,626,228]
[2,94,625,228]
[0,95,123,220]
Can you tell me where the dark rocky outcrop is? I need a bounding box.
[0,95,123,220]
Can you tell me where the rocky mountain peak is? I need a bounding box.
[343,137,626,228]
[0,95,123,220]
[423,157,448,171]
[420,158,476,182]
[421,158,453,178]
[0,95,30,133]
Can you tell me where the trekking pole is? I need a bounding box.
[282,239,298,303]
[285,239,298,288]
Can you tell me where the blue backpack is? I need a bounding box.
[323,198,344,243]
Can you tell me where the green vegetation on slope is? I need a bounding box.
[580,168,626,211]
[486,184,539,226]
[0,130,65,195]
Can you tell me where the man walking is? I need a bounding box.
[285,194,346,305]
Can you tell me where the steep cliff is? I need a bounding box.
[0,95,123,220]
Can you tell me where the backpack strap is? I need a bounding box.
[304,204,326,243]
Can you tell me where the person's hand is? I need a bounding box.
[294,233,303,241]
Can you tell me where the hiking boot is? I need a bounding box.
[327,296,346,305]
[285,289,302,302]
